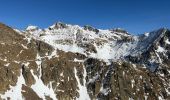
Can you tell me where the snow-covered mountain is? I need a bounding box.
[25,23,137,61]
[0,22,169,100]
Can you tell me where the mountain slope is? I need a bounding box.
[0,22,169,100]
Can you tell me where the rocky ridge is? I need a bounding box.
[0,22,169,100]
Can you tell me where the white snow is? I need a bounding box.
[165,39,170,44]
[31,70,57,100]
[15,24,169,65]
[4,63,10,67]
[99,86,110,96]
[60,72,64,77]
[156,46,166,52]
[144,95,148,100]
[35,54,42,78]
[1,23,169,100]
[21,44,28,49]
[140,76,143,79]
[144,32,150,37]
[14,29,23,35]
[156,52,162,63]
[55,44,85,54]
[23,23,140,62]
[158,96,163,100]
[23,35,32,44]
[0,43,5,45]
[4,58,7,62]
[26,25,38,31]
[131,79,135,88]
[17,50,23,57]
[74,67,90,100]
[14,61,20,64]
[0,69,25,100]
[30,53,57,100]
[87,74,99,84]
[47,49,58,59]
[129,97,134,100]
[90,43,113,60]
[165,87,170,95]
[49,24,56,29]
[23,62,30,67]
[74,58,84,62]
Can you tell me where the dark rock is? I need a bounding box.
[84,25,99,33]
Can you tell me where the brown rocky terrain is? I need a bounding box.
[0,23,169,100]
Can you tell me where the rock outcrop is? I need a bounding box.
[0,23,169,100]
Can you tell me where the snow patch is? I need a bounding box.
[99,87,110,96]
[35,54,42,78]
[165,39,170,44]
[26,26,38,31]
[156,46,166,52]
[47,49,58,59]
[23,62,30,67]
[31,70,57,100]
[21,44,28,49]
[74,58,84,62]
[14,29,23,35]
[30,53,57,100]
[74,67,90,100]
[0,69,25,100]
[87,74,99,84]
[144,32,150,37]
[156,53,162,63]
[60,72,64,77]
[131,79,135,88]
[4,63,10,67]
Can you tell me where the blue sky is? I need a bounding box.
[0,0,169,34]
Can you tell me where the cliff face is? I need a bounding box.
[0,23,169,100]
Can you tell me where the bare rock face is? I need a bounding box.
[21,85,41,100]
[85,60,170,100]
[0,23,169,100]
[36,40,54,57]
[49,22,68,30]
[84,25,99,33]
[40,50,86,99]
[111,28,129,35]
[22,65,35,86]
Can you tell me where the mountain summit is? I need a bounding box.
[0,23,169,100]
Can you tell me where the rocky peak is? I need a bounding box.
[26,25,39,31]
[110,28,129,34]
[83,25,99,33]
[126,28,170,71]
[0,23,169,100]
[49,22,68,30]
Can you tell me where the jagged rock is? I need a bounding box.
[0,64,17,93]
[84,25,99,33]
[111,28,129,34]
[22,65,35,86]
[0,23,169,100]
[21,85,41,100]
[49,22,68,30]
[78,43,97,53]
[36,40,54,57]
